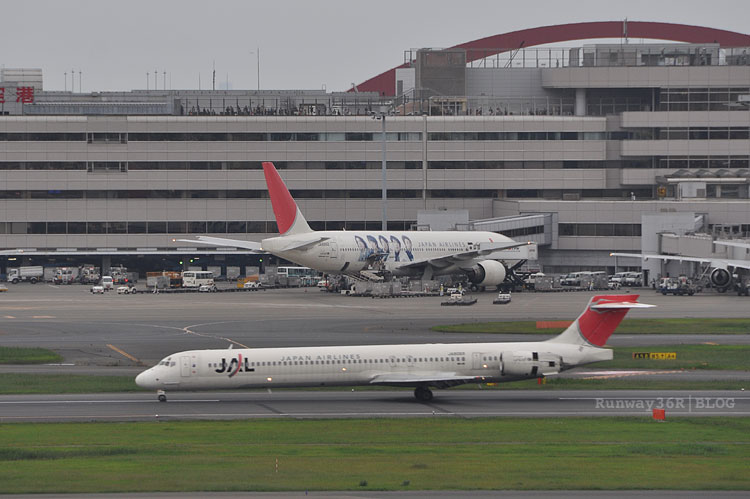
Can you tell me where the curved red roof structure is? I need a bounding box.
[353,21,750,96]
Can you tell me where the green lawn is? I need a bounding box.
[0,347,62,365]
[0,418,747,493]
[603,344,749,371]
[0,374,139,395]
[432,318,750,335]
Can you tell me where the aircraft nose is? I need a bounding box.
[135,369,156,389]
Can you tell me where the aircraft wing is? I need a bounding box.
[369,372,484,387]
[714,240,750,250]
[394,241,533,271]
[610,252,750,271]
[174,236,263,252]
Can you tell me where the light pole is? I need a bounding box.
[250,48,260,90]
[373,110,388,231]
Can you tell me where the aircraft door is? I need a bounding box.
[180,356,191,377]
[472,352,482,370]
[329,241,338,259]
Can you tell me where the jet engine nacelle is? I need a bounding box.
[710,268,732,289]
[501,351,562,377]
[467,260,506,286]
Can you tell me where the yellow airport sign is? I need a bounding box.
[632,352,677,360]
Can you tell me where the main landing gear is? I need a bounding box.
[414,386,433,402]
[157,390,167,402]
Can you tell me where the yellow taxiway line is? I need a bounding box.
[106,344,141,365]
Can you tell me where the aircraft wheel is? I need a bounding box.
[414,386,433,402]
[157,391,167,402]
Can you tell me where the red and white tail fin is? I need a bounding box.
[262,162,312,236]
[550,295,654,347]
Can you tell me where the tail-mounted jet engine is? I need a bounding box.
[501,351,562,378]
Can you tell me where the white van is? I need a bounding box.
[100,276,114,290]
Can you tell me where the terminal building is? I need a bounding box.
[1,21,749,278]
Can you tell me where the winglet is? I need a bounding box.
[262,162,312,236]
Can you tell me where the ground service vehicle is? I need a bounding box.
[53,267,79,284]
[110,266,129,284]
[79,265,101,285]
[561,272,592,287]
[8,266,44,284]
[100,276,114,290]
[147,271,182,289]
[182,271,214,288]
[660,276,700,296]
[623,272,643,287]
[137,294,653,402]
[276,266,319,287]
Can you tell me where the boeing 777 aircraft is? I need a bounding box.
[136,294,652,402]
[179,162,535,288]
[612,243,750,296]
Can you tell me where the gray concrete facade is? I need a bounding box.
[1,41,749,274]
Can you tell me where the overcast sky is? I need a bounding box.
[1,0,747,93]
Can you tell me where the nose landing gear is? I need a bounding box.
[157,390,167,402]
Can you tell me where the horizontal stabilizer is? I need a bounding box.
[591,302,655,310]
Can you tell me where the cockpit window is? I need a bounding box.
[158,357,175,367]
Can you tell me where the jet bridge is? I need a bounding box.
[471,213,552,248]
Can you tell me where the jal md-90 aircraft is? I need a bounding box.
[179,162,534,289]
[136,294,652,402]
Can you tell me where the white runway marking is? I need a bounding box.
[0,399,221,404]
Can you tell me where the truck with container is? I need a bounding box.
[146,271,182,289]
[53,267,79,284]
[78,265,101,285]
[110,266,129,284]
[8,266,44,284]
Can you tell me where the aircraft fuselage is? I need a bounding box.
[261,230,517,275]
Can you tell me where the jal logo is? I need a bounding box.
[214,354,255,377]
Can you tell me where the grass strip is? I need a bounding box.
[0,418,747,493]
[432,318,750,335]
[603,344,750,371]
[0,347,62,365]
[0,374,139,394]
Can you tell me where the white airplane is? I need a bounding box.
[611,244,750,296]
[179,162,535,289]
[135,294,652,402]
